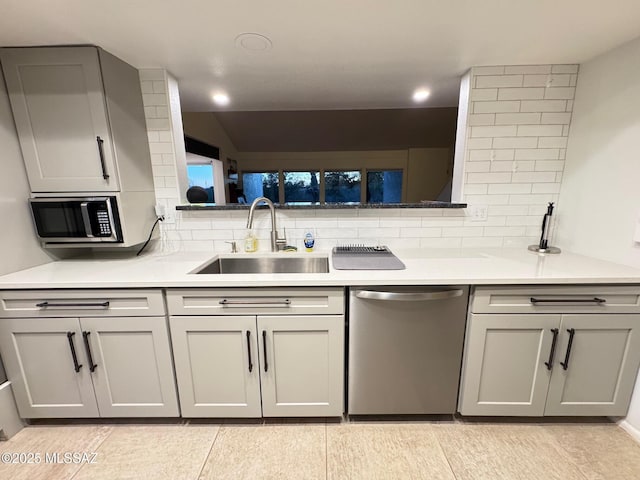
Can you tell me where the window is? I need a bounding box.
[325,170,361,203]
[187,164,214,189]
[284,171,320,203]
[242,172,279,204]
[366,170,403,203]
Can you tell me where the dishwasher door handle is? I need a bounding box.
[354,289,464,301]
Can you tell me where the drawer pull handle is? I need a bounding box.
[560,328,576,371]
[36,301,110,308]
[545,328,559,370]
[219,298,291,306]
[530,297,606,305]
[82,331,98,373]
[66,332,82,373]
[246,331,253,373]
[262,330,268,372]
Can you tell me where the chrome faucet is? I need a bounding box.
[246,197,286,252]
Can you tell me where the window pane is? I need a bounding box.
[187,164,214,202]
[367,170,403,203]
[243,172,279,204]
[325,171,361,203]
[284,171,320,203]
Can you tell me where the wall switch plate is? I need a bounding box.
[468,205,488,222]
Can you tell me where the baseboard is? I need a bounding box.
[0,382,24,440]
[616,418,640,444]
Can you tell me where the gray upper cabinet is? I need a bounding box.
[0,46,153,193]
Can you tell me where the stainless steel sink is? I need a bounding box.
[192,256,330,274]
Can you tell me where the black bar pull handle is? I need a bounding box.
[96,136,109,180]
[66,332,82,373]
[560,328,576,370]
[37,301,110,308]
[246,331,253,373]
[262,330,268,372]
[545,328,559,370]
[530,297,606,305]
[82,331,98,373]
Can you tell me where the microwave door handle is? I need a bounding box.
[80,202,95,237]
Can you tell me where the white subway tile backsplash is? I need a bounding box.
[483,226,527,237]
[468,114,496,126]
[358,227,400,238]
[442,226,484,237]
[523,75,549,87]
[540,112,572,124]
[517,124,564,137]
[400,227,443,238]
[471,125,517,138]
[495,113,541,125]
[537,136,568,148]
[497,88,544,100]
[488,183,532,194]
[492,137,538,149]
[514,149,559,160]
[534,160,565,171]
[504,65,551,75]
[421,237,462,248]
[544,87,576,100]
[142,93,167,106]
[469,149,514,161]
[511,172,557,183]
[509,194,557,205]
[139,69,165,81]
[465,162,491,172]
[152,80,166,93]
[505,216,544,226]
[473,66,506,75]
[489,205,530,216]
[474,101,520,113]
[192,229,235,240]
[475,75,523,88]
[140,81,154,94]
[467,172,512,184]
[464,194,510,205]
[466,138,493,149]
[471,88,498,101]
[463,184,488,195]
[520,100,567,112]
[531,183,562,194]
[551,65,579,74]
[145,118,171,130]
[380,218,421,228]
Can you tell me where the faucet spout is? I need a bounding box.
[246,197,286,252]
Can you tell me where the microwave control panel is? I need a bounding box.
[96,209,112,236]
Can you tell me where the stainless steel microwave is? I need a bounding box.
[30,196,123,243]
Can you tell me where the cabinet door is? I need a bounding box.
[0,47,119,192]
[258,315,344,417]
[169,316,262,418]
[80,317,179,417]
[0,318,99,418]
[545,314,640,416]
[459,314,560,416]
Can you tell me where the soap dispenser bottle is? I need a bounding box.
[244,229,258,253]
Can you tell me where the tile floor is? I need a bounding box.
[1,418,639,479]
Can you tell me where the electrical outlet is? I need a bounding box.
[163,210,175,224]
[468,205,488,222]
[155,204,166,217]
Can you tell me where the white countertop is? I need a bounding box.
[1,248,640,289]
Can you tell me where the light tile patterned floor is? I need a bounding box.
[1,419,639,479]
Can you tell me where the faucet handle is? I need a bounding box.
[225,241,238,253]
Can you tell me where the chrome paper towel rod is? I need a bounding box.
[528,202,561,254]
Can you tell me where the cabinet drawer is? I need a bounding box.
[0,289,165,317]
[471,285,640,314]
[167,288,344,316]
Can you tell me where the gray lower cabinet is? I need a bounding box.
[0,316,179,418]
[170,314,345,418]
[0,289,178,419]
[167,286,346,418]
[459,286,640,417]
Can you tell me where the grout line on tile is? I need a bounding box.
[536,425,593,480]
[68,426,116,480]
[194,425,222,480]
[432,426,460,480]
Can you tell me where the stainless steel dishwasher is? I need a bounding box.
[348,286,469,415]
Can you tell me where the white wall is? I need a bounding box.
[556,35,640,437]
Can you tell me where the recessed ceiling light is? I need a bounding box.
[212,92,230,106]
[412,88,430,103]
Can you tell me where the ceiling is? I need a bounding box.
[2,1,640,111]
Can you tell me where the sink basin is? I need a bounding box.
[192,256,330,274]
